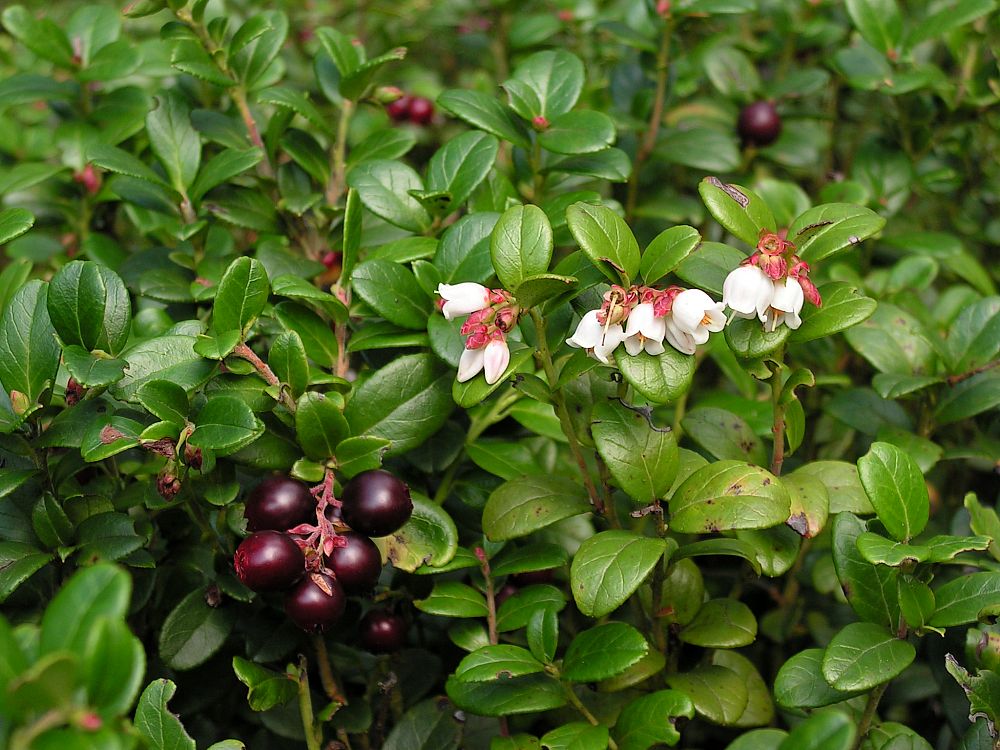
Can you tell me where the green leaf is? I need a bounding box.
[146,92,200,195]
[787,203,886,264]
[190,148,263,202]
[831,512,900,629]
[136,380,189,426]
[857,532,929,567]
[614,690,694,750]
[503,50,584,120]
[482,475,591,542]
[669,461,790,534]
[538,111,615,155]
[294,391,349,461]
[334,435,391,478]
[821,622,914,691]
[0,542,53,603]
[615,349,696,405]
[704,46,761,98]
[453,346,535,407]
[0,280,61,407]
[190,396,264,455]
[679,599,757,648]
[562,621,649,682]
[490,204,553,291]
[790,282,877,343]
[257,87,332,135]
[455,645,544,682]
[512,273,577,309]
[426,132,499,213]
[415,582,488,618]
[547,148,631,182]
[82,617,145,717]
[944,297,1000,373]
[681,406,767,465]
[657,128,740,173]
[352,259,431,330]
[774,649,863,709]
[48,261,132,355]
[844,303,935,375]
[640,225,702,286]
[77,512,146,562]
[711,650,774,728]
[671,538,762,576]
[213,257,270,337]
[566,202,640,285]
[339,46,407,101]
[232,656,296,711]
[666,665,749,726]
[87,143,168,187]
[379,496,458,571]
[383,698,461,750]
[794,461,872,515]
[40,563,129,654]
[845,0,903,55]
[437,90,532,149]
[497,584,566,632]
[491,543,567,577]
[229,10,287,92]
[61,346,127,388]
[347,160,431,233]
[0,207,35,246]
[591,400,678,504]
[909,0,999,46]
[698,178,775,248]
[446,673,566,717]
[935,372,1000,425]
[275,302,339,369]
[724,317,790,361]
[674,242,745,297]
[269,331,309,399]
[345,353,454,455]
[857,441,928,542]
[134,679,196,750]
[931,572,1000,627]
[159,589,236,671]
[315,26,361,78]
[1,6,74,67]
[945,654,1000,740]
[570,530,667,617]
[777,711,855,750]
[527,607,559,664]
[785,470,830,538]
[539,723,607,750]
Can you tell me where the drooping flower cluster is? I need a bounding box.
[566,284,726,363]
[436,283,519,384]
[722,230,822,331]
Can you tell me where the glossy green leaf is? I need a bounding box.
[40,563,130,654]
[570,531,666,617]
[931,573,1000,627]
[538,110,615,155]
[681,406,766,465]
[294,391,349,461]
[159,589,236,670]
[666,665,749,726]
[455,645,544,682]
[383,698,461,750]
[483,475,591,541]
[774,649,863,709]
[415,582,488,618]
[134,679,196,750]
[790,283,877,343]
[698,178,775,248]
[232,656,296,712]
[566,202,640,285]
[426,131,499,212]
[497,584,566,632]
[777,711,855,750]
[82,617,145,717]
[591,400,678,504]
[679,599,757,647]
[669,460,790,534]
[845,0,902,55]
[61,346,127,388]
[347,159,431,233]
[437,90,532,149]
[0,207,35,246]
[190,396,263,455]
[48,261,132,355]
[640,225,702,286]
[615,348,696,405]
[562,622,649,682]
[213,257,270,337]
[831,512,900,628]
[787,203,885,263]
[857,441,928,541]
[0,280,61,407]
[614,690,694,749]
[503,50,584,120]
[821,621,914,691]
[379,496,458,571]
[146,91,200,194]
[446,673,566,716]
[490,204,553,291]
[0,542,52,603]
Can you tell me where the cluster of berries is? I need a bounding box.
[385,94,435,125]
[233,471,411,651]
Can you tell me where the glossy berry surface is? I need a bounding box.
[386,95,412,122]
[737,101,782,146]
[408,97,434,125]
[327,531,383,593]
[359,610,408,653]
[285,573,346,632]
[244,476,315,532]
[341,470,413,537]
[234,531,304,592]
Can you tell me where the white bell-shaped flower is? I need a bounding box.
[482,339,511,384]
[722,265,774,323]
[436,282,491,320]
[663,316,698,355]
[566,310,626,364]
[623,303,667,355]
[457,346,486,382]
[670,289,726,345]
[768,278,805,331]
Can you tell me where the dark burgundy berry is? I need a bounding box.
[234,531,305,592]
[245,476,315,531]
[359,609,408,653]
[326,531,383,594]
[341,470,413,538]
[386,95,413,122]
[512,568,555,586]
[285,573,346,632]
[737,101,782,147]
[408,97,434,125]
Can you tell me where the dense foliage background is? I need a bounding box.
[0,0,999,748]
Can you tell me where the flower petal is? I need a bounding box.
[457,347,486,382]
[483,340,511,384]
[566,310,604,349]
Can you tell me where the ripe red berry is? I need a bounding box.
[408,97,434,125]
[359,609,408,653]
[737,101,782,147]
[386,95,413,122]
[234,531,305,592]
[285,573,347,632]
[341,470,413,538]
[244,476,315,532]
[326,531,383,594]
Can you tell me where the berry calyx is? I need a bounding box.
[737,101,782,147]
[285,573,346,632]
[244,476,315,532]
[234,531,305,592]
[408,97,434,125]
[359,609,408,653]
[386,95,413,122]
[341,470,413,538]
[326,531,383,594]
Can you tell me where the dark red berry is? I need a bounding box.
[408,97,434,125]
[234,531,305,592]
[341,470,413,538]
[326,531,383,594]
[285,573,346,632]
[737,101,782,147]
[321,251,342,270]
[359,609,408,653]
[386,95,413,122]
[245,476,315,532]
[512,568,555,586]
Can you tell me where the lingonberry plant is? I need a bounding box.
[0,1,998,749]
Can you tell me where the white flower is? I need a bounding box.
[768,278,805,331]
[566,310,626,364]
[457,346,485,382]
[722,265,774,323]
[671,289,726,345]
[436,282,491,320]
[663,316,698,355]
[483,339,510,384]
[623,303,666,355]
